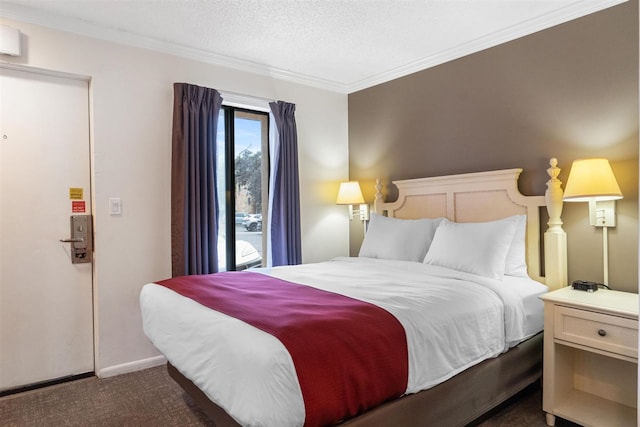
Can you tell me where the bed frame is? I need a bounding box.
[168,159,568,426]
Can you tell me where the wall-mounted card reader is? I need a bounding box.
[60,215,93,264]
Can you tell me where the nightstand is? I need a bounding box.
[541,287,638,427]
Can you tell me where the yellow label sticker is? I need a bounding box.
[69,187,84,200]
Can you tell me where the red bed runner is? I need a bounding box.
[157,271,408,426]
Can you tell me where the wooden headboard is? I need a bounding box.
[374,159,567,290]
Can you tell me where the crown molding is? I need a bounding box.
[347,0,627,93]
[0,2,350,93]
[1,0,626,95]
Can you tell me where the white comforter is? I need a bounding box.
[140,257,536,427]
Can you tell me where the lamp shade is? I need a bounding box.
[563,158,623,202]
[336,181,365,205]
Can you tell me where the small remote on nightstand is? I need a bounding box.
[571,280,599,292]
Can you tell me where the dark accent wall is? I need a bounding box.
[348,1,639,292]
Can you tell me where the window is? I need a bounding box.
[216,106,269,271]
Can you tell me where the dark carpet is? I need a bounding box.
[0,366,579,426]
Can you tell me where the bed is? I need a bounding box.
[140,159,568,427]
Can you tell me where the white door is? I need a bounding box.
[0,67,94,392]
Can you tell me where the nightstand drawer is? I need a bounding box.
[554,305,638,359]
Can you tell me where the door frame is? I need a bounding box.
[0,62,98,377]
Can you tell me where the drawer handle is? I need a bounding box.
[597,329,607,337]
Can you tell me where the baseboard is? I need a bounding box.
[98,355,166,378]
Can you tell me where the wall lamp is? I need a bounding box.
[336,181,370,221]
[563,158,623,286]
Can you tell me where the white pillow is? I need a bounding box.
[504,215,528,277]
[359,213,443,262]
[423,216,520,280]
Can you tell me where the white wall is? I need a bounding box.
[0,18,350,375]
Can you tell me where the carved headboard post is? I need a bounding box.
[543,158,568,290]
[374,178,384,215]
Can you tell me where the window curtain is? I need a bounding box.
[171,83,223,276]
[267,101,302,266]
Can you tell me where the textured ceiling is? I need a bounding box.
[0,0,626,93]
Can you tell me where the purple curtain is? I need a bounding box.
[268,101,302,266]
[171,83,223,276]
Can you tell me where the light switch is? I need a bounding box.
[109,198,122,215]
